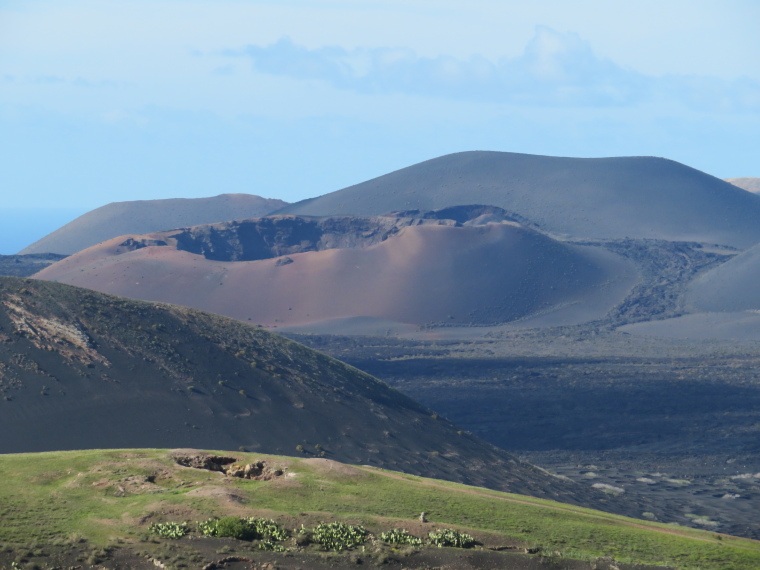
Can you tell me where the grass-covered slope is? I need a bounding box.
[0,449,758,569]
[0,276,620,509]
[277,151,760,248]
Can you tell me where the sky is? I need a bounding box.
[1,0,759,253]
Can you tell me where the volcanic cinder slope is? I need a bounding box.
[277,151,760,248]
[686,243,760,313]
[33,208,637,330]
[620,241,760,340]
[19,193,288,256]
[0,275,643,513]
[726,177,760,193]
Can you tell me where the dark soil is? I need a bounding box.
[0,537,670,570]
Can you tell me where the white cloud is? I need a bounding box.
[231,27,759,111]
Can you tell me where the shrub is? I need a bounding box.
[312,522,369,551]
[427,528,474,548]
[148,522,189,539]
[198,517,289,543]
[197,517,255,541]
[244,517,289,541]
[380,528,423,546]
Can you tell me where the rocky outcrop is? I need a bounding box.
[170,450,285,480]
[118,206,527,263]
[170,450,237,471]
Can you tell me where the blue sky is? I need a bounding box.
[1,0,759,253]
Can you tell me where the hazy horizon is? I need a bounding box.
[2,1,758,253]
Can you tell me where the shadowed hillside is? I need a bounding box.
[0,275,640,512]
[19,193,288,255]
[0,253,66,277]
[277,151,760,248]
[33,210,637,330]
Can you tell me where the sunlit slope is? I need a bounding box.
[1,449,759,570]
[687,243,760,312]
[19,193,288,255]
[278,151,760,248]
[34,219,637,328]
[608,240,760,339]
[726,177,760,193]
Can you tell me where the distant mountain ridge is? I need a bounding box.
[726,177,760,193]
[19,193,288,255]
[276,151,760,248]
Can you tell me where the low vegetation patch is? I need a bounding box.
[311,522,369,551]
[245,517,290,541]
[380,527,424,546]
[196,516,289,541]
[427,528,475,548]
[148,522,189,539]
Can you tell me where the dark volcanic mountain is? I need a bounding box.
[0,275,637,511]
[0,253,67,277]
[276,151,760,248]
[19,193,288,256]
[33,208,637,330]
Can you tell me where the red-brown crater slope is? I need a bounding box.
[34,208,637,330]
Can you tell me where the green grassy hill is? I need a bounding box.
[0,449,757,569]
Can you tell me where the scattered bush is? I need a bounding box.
[148,516,473,553]
[197,516,289,543]
[197,517,255,541]
[244,517,289,541]
[380,528,423,546]
[312,522,369,551]
[427,528,475,548]
[148,522,189,539]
